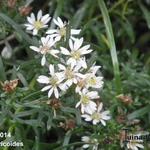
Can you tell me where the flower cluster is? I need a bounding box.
[25,10,111,149]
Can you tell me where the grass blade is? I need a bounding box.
[98,0,122,94]
[139,1,150,29]
[0,56,6,81]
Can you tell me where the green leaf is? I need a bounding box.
[71,0,91,28]
[139,1,150,29]
[0,56,6,81]
[63,130,72,150]
[98,0,122,94]
[127,105,150,120]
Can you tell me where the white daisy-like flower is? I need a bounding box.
[30,36,59,66]
[58,64,84,87]
[75,73,103,93]
[46,17,81,41]
[76,89,98,114]
[126,139,144,150]
[60,38,93,69]
[37,64,66,98]
[82,103,111,126]
[25,10,51,35]
[81,136,99,150]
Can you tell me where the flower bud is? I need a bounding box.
[19,6,32,16]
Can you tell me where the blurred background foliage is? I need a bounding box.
[0,0,150,149]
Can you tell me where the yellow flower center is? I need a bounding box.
[40,45,50,54]
[34,21,43,30]
[65,68,74,79]
[50,76,58,86]
[91,112,101,120]
[71,51,81,60]
[59,27,66,37]
[88,77,96,85]
[81,95,89,105]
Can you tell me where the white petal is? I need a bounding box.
[27,16,34,24]
[33,29,38,35]
[37,75,49,84]
[60,47,70,55]
[57,17,64,28]
[58,64,66,70]
[41,55,46,66]
[83,144,89,149]
[93,119,99,125]
[69,39,74,50]
[75,101,81,108]
[100,119,106,126]
[41,14,50,23]
[136,143,144,149]
[97,103,103,112]
[46,29,57,34]
[49,64,55,75]
[30,13,35,21]
[65,79,73,87]
[30,46,40,52]
[70,29,81,35]
[87,91,99,99]
[54,87,59,98]
[48,88,53,98]
[41,85,51,91]
[37,10,42,20]
[74,38,83,50]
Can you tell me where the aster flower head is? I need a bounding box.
[126,138,144,150]
[82,103,111,126]
[61,38,93,69]
[30,36,59,66]
[58,64,84,88]
[37,64,66,98]
[75,73,103,93]
[25,10,51,35]
[46,17,81,41]
[76,89,99,114]
[81,136,99,150]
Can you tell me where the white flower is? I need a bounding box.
[76,89,98,114]
[82,103,111,126]
[75,73,103,93]
[30,36,59,66]
[25,10,51,35]
[58,64,84,87]
[127,139,144,150]
[46,17,81,41]
[60,38,93,69]
[37,64,66,98]
[81,136,99,150]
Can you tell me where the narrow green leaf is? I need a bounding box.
[71,0,91,28]
[127,105,150,120]
[50,0,64,28]
[98,0,122,94]
[0,56,6,81]
[63,130,72,150]
[139,1,150,29]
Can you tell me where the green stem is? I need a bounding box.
[98,0,122,94]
